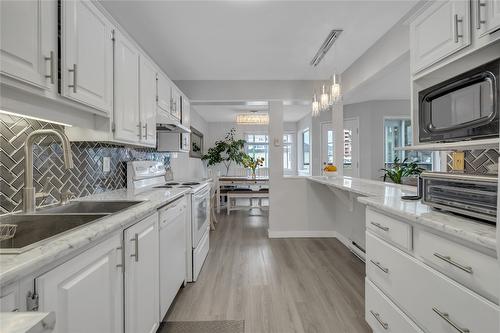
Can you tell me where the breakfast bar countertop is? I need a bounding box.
[307,175,497,253]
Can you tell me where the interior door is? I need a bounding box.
[139,55,157,146]
[0,0,57,91]
[114,31,140,143]
[321,122,334,168]
[36,234,123,333]
[124,213,159,333]
[343,118,360,177]
[61,0,113,113]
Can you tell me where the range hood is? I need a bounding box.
[156,113,191,133]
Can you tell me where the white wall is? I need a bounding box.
[344,100,410,180]
[169,107,209,179]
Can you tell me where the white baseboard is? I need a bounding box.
[268,230,338,238]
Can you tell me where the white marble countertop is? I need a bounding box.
[0,187,190,287]
[306,175,497,252]
[0,312,55,333]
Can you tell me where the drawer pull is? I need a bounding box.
[370,260,389,274]
[432,307,470,333]
[130,234,139,262]
[433,253,473,274]
[370,222,389,231]
[370,310,389,330]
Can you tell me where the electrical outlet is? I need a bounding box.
[103,157,111,173]
[451,151,464,172]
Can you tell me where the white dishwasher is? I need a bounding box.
[158,196,188,320]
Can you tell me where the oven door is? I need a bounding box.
[191,184,210,248]
[419,59,499,142]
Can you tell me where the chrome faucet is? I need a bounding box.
[23,129,74,213]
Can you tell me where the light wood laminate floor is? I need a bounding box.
[166,210,371,333]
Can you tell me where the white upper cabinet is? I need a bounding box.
[114,30,141,143]
[182,97,191,127]
[36,234,123,333]
[476,0,500,36]
[157,72,172,114]
[171,87,182,121]
[61,0,114,114]
[410,0,471,73]
[0,0,57,91]
[124,213,160,333]
[139,55,158,146]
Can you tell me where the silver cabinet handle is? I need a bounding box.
[476,0,486,29]
[143,123,147,139]
[137,122,142,138]
[432,307,470,333]
[370,259,389,274]
[454,14,464,43]
[370,310,389,330]
[68,64,77,93]
[433,253,473,274]
[130,233,139,262]
[116,246,124,269]
[370,222,389,231]
[44,51,55,84]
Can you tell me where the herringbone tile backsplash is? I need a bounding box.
[1,114,170,214]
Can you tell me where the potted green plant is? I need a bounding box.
[381,156,424,185]
[202,128,247,176]
[242,155,265,179]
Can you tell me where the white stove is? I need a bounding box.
[127,161,211,282]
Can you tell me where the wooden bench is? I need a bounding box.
[226,189,269,215]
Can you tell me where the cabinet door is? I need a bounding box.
[0,0,57,91]
[124,213,159,333]
[114,31,140,143]
[139,55,158,146]
[182,98,191,127]
[61,0,113,114]
[171,88,182,120]
[157,72,171,113]
[477,0,500,36]
[411,0,471,73]
[36,234,123,333]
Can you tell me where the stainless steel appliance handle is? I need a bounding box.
[370,222,389,231]
[454,14,464,43]
[432,307,470,333]
[130,233,139,262]
[476,0,486,29]
[433,253,473,274]
[369,310,389,330]
[44,51,55,84]
[68,64,77,93]
[370,260,389,274]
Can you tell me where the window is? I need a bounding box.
[326,129,334,164]
[343,129,352,168]
[384,119,432,170]
[302,129,310,169]
[245,133,269,167]
[283,133,295,171]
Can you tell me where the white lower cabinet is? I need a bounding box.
[366,230,500,333]
[36,234,123,333]
[365,279,423,333]
[124,213,160,333]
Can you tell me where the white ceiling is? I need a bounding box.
[100,0,417,80]
[192,103,310,123]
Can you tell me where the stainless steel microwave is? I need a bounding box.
[418,59,499,143]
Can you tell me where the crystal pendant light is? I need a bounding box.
[312,92,320,117]
[330,74,341,105]
[320,84,329,111]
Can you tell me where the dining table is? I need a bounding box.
[216,176,269,213]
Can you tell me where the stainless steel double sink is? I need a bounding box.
[0,201,143,254]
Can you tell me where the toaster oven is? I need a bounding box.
[420,172,497,223]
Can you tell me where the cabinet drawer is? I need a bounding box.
[366,208,412,250]
[365,279,423,333]
[414,228,499,304]
[367,232,500,333]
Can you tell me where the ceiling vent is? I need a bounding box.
[310,29,343,67]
